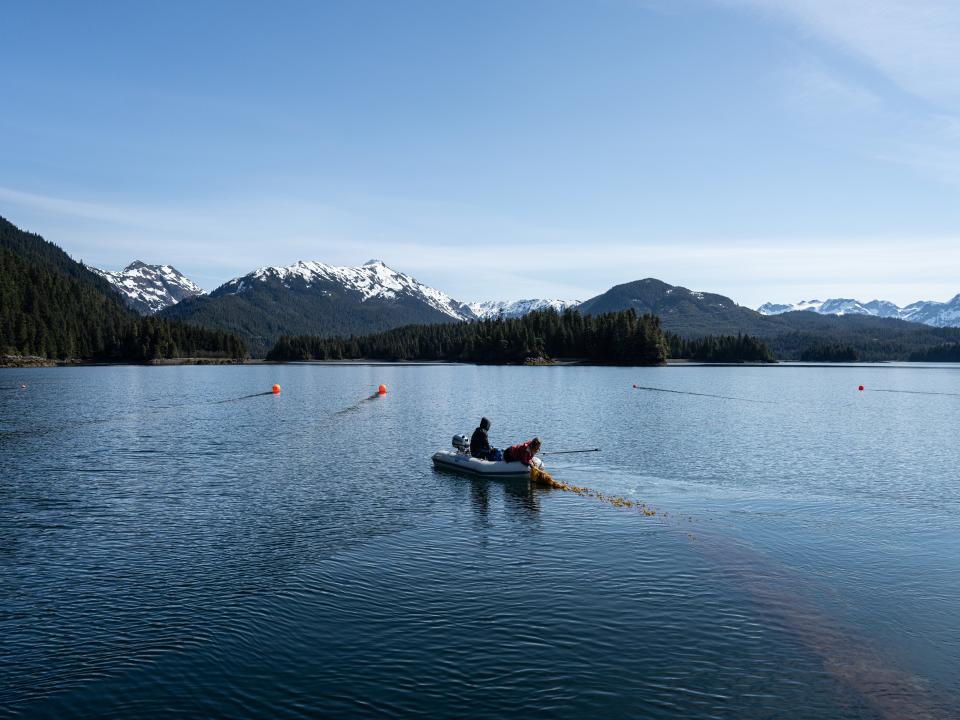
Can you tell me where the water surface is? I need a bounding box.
[2,363,959,718]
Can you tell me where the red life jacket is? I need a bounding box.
[505,441,535,465]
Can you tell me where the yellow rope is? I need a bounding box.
[530,465,658,516]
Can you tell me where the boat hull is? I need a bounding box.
[432,450,533,478]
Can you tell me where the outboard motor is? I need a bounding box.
[452,434,470,454]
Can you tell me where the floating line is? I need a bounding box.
[865,388,960,398]
[334,391,385,416]
[631,384,774,404]
[214,390,276,404]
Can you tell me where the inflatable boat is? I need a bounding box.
[432,435,542,479]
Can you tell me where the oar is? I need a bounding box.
[540,448,600,456]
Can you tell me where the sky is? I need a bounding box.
[2,0,960,307]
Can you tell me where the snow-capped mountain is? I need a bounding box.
[163,258,481,355]
[466,299,581,319]
[94,261,204,314]
[220,259,475,320]
[757,295,960,327]
[757,299,849,315]
[901,295,960,327]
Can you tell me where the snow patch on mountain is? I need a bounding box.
[94,260,204,314]
[757,294,960,327]
[466,299,581,319]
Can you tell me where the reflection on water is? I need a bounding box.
[2,363,959,718]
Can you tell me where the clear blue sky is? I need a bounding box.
[2,0,959,306]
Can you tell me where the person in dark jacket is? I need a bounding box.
[470,417,500,460]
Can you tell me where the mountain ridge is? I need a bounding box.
[160,258,477,355]
[758,295,960,328]
[93,261,204,314]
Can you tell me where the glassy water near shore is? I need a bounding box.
[2,363,959,719]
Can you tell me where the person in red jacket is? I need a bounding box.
[504,437,541,466]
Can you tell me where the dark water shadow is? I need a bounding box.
[688,528,958,719]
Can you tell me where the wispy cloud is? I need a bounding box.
[719,1,960,182]
[0,186,156,227]
[726,0,960,108]
[780,57,881,114]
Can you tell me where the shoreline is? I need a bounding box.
[3,356,958,370]
[0,355,258,369]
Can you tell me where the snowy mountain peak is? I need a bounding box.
[93,261,204,315]
[216,259,590,323]
[224,259,474,320]
[758,294,960,328]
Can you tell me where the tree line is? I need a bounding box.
[667,333,774,363]
[909,343,960,362]
[266,308,775,365]
[799,342,858,362]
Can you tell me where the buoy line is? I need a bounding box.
[859,387,960,398]
[631,384,774,404]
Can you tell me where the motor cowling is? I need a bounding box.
[452,434,470,452]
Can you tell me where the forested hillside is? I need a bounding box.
[764,315,960,361]
[578,278,769,336]
[576,277,960,360]
[0,217,247,361]
[266,308,775,365]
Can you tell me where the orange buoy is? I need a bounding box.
[272,384,281,395]
[858,385,864,391]
[378,384,387,395]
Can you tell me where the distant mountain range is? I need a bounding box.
[32,236,955,360]
[9,210,960,363]
[99,257,581,354]
[466,299,581,319]
[98,258,578,322]
[98,254,960,336]
[575,279,960,361]
[758,296,960,328]
[93,261,203,314]
[114,255,960,357]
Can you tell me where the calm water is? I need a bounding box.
[2,363,959,719]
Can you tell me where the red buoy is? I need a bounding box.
[858,385,864,391]
[378,384,387,395]
[272,384,281,395]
